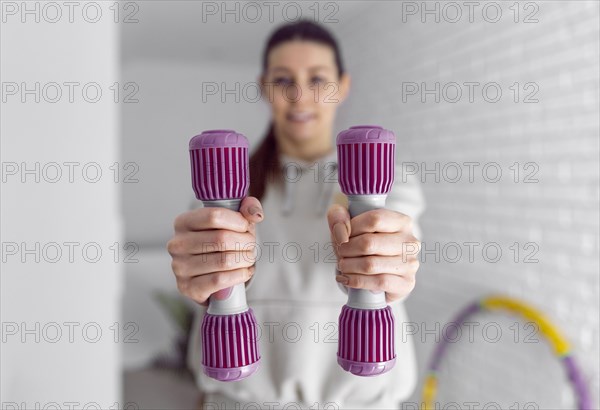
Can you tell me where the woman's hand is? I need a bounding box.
[327,204,421,304]
[167,196,264,306]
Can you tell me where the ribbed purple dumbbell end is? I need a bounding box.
[336,125,396,195]
[189,129,250,201]
[201,309,261,382]
[337,305,396,376]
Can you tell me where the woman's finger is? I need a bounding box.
[335,272,415,302]
[175,250,256,278]
[337,232,421,258]
[170,230,256,255]
[239,196,264,224]
[327,204,351,245]
[178,266,255,305]
[337,255,419,276]
[348,209,413,237]
[174,207,250,233]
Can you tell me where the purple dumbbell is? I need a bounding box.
[189,129,260,382]
[336,125,397,377]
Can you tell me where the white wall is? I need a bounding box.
[334,2,599,408]
[121,61,268,247]
[1,3,122,407]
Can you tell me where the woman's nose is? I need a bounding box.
[288,82,315,106]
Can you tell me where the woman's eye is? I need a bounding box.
[273,77,292,86]
[311,76,325,85]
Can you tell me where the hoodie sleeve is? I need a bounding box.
[385,160,426,241]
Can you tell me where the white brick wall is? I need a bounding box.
[334,1,599,408]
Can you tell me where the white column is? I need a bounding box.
[1,2,122,407]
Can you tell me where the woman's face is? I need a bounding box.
[261,40,350,146]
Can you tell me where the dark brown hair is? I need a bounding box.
[249,20,345,200]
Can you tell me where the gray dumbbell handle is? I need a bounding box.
[345,195,388,310]
[202,199,249,315]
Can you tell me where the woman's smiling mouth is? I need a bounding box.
[287,112,316,123]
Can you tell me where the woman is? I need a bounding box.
[168,20,425,409]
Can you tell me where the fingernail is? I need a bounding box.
[213,286,233,300]
[249,206,263,219]
[335,274,349,285]
[333,223,349,245]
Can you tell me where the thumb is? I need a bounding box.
[327,204,351,245]
[239,196,264,224]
